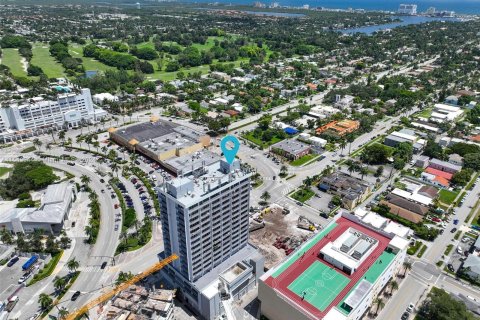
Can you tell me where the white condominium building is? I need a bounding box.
[398,4,417,15]
[158,158,264,320]
[0,88,107,141]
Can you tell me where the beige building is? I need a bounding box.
[109,120,210,170]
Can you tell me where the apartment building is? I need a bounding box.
[0,88,107,141]
[259,212,408,320]
[158,159,264,320]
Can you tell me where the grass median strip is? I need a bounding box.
[27,251,63,286]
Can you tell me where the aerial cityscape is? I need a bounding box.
[0,0,480,320]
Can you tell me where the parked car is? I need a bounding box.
[451,228,458,233]
[406,303,415,312]
[447,264,455,272]
[101,262,107,269]
[401,312,410,320]
[7,256,19,267]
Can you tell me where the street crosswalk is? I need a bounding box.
[78,265,119,273]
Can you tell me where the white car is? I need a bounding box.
[457,247,463,254]
[18,272,32,284]
[406,303,415,312]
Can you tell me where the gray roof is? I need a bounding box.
[271,139,310,156]
[463,255,480,275]
[430,158,462,171]
[113,120,179,143]
[193,243,261,291]
[344,279,373,310]
[163,150,221,175]
[385,135,410,144]
[0,182,73,225]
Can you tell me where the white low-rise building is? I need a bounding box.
[0,182,75,234]
[429,103,464,123]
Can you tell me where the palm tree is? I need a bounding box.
[93,141,100,153]
[58,131,66,145]
[121,231,128,245]
[84,225,94,242]
[339,139,347,155]
[38,293,53,310]
[345,160,358,176]
[111,162,119,177]
[130,153,138,164]
[88,192,98,202]
[58,307,69,320]
[347,134,355,155]
[373,297,385,316]
[53,276,67,292]
[402,261,412,277]
[133,219,141,234]
[80,174,91,186]
[280,165,288,176]
[33,138,42,150]
[66,258,79,274]
[389,280,399,295]
[49,129,57,144]
[359,166,369,180]
[76,136,83,148]
[261,191,271,203]
[84,136,92,152]
[101,146,108,155]
[46,143,52,151]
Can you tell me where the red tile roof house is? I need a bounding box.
[425,167,454,180]
[223,109,239,118]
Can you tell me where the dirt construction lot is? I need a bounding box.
[249,206,312,269]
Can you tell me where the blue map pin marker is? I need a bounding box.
[220,135,240,164]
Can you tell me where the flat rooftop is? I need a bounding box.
[159,159,250,207]
[113,120,179,142]
[262,215,396,319]
[162,149,221,175]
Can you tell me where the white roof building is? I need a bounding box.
[0,182,75,234]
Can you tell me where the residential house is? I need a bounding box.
[415,156,430,168]
[462,255,480,281]
[318,173,372,210]
[448,154,464,166]
[316,120,360,137]
[381,194,429,223]
[428,158,462,174]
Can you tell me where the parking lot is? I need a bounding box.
[0,256,39,302]
[447,234,476,272]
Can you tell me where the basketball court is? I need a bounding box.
[287,260,350,311]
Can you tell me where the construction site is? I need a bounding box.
[93,285,176,320]
[249,204,321,269]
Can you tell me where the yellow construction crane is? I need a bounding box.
[65,254,178,320]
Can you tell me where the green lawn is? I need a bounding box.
[0,167,11,177]
[291,154,318,166]
[31,44,65,78]
[291,188,315,203]
[439,189,459,205]
[69,44,114,73]
[20,146,36,153]
[1,48,27,77]
[242,131,284,149]
[414,107,433,118]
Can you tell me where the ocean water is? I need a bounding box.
[192,0,480,14]
[340,15,461,34]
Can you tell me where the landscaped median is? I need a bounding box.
[27,250,63,286]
